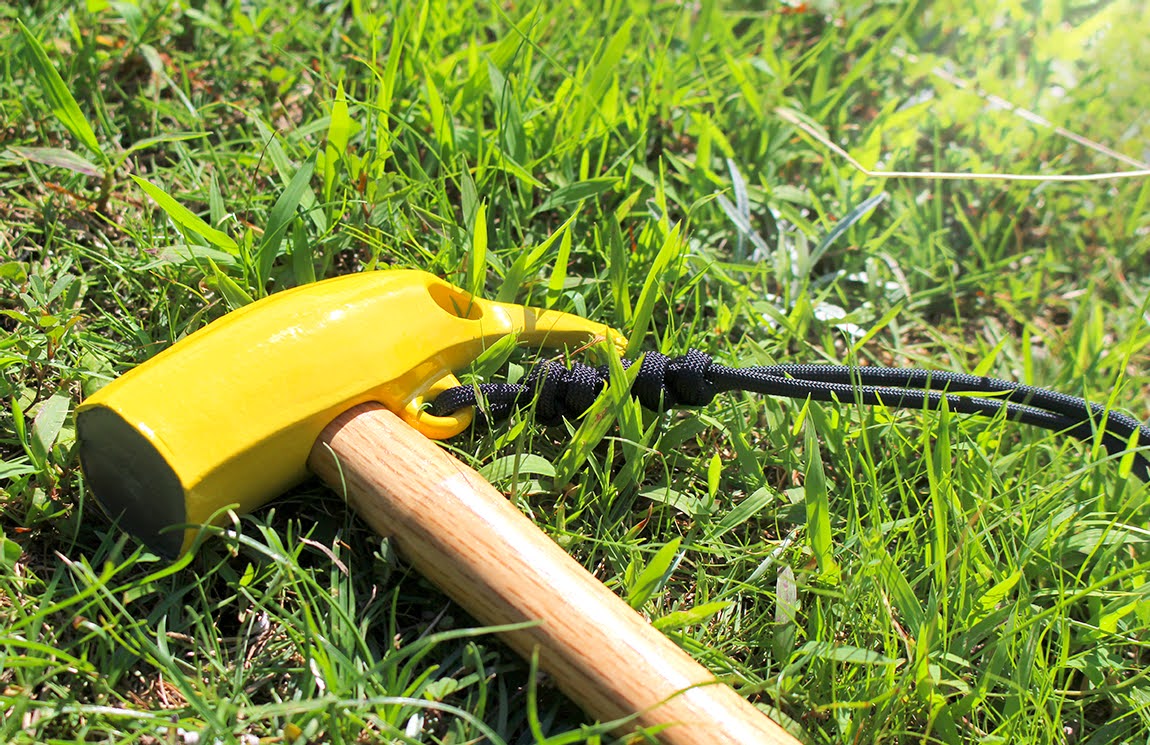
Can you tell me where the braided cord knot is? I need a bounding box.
[427,348,1150,481]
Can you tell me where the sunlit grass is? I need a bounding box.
[2,0,1148,743]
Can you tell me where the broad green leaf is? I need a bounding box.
[710,486,778,540]
[653,600,733,631]
[7,146,101,176]
[0,262,28,282]
[324,83,353,201]
[850,301,905,355]
[1,309,32,325]
[774,564,798,660]
[799,641,902,666]
[254,118,327,235]
[607,218,631,323]
[976,569,1023,615]
[327,83,352,156]
[208,174,226,228]
[576,17,633,133]
[804,421,839,580]
[30,393,70,466]
[489,147,544,188]
[0,457,39,480]
[926,398,957,578]
[706,452,722,501]
[1099,599,1138,634]
[716,193,770,260]
[627,537,681,609]
[971,333,1010,378]
[17,20,106,164]
[613,187,644,222]
[132,175,238,252]
[10,396,28,451]
[639,486,710,517]
[876,552,924,630]
[468,332,519,380]
[0,531,23,569]
[610,383,655,493]
[729,430,766,488]
[45,274,74,303]
[488,61,526,164]
[149,244,238,268]
[208,259,253,309]
[410,0,431,53]
[460,161,479,232]
[372,21,404,164]
[1119,427,1140,479]
[479,454,556,483]
[533,177,618,214]
[118,131,208,162]
[423,63,453,153]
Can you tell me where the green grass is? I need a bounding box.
[2,0,1149,742]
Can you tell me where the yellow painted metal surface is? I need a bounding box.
[77,270,624,556]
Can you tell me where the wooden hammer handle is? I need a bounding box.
[307,403,799,745]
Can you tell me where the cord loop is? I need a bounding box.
[428,349,1150,481]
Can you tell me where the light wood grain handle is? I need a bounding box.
[307,403,800,745]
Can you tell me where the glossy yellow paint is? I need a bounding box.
[77,270,624,556]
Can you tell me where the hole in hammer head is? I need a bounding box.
[427,282,483,320]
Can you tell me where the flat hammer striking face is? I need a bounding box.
[76,270,617,558]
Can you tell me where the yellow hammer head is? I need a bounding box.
[77,270,623,558]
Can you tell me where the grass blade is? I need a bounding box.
[717,194,771,260]
[290,219,316,285]
[17,20,107,165]
[876,552,925,631]
[497,210,578,303]
[552,345,640,487]
[545,223,574,308]
[533,177,618,215]
[774,564,799,661]
[803,420,839,581]
[254,119,328,235]
[626,222,683,357]
[575,17,633,134]
[208,258,253,309]
[627,537,682,609]
[652,600,733,632]
[132,175,238,253]
[257,154,316,293]
[799,641,901,666]
[467,202,487,298]
[324,82,353,202]
[810,191,887,266]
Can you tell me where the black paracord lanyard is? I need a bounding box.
[430,349,1150,482]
